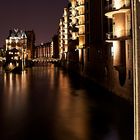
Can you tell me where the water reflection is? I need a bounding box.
[0,65,133,140]
[3,72,28,120]
[51,70,89,140]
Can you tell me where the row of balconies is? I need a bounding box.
[69,1,85,8]
[69,11,85,18]
[105,1,131,41]
[69,17,84,25]
[61,27,85,37]
[76,0,85,6]
[63,1,85,42]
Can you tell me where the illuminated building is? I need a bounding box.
[75,0,85,49]
[34,42,51,58]
[59,18,64,60]
[69,0,85,47]
[105,0,132,99]
[63,8,69,60]
[58,0,85,68]
[58,0,85,71]
[5,29,27,70]
[69,0,85,72]
[59,8,69,61]
[66,0,133,100]
[58,0,140,137]
[45,42,52,58]
[50,41,53,58]
[57,0,140,102]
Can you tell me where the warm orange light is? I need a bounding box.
[113,41,121,66]
[113,0,123,9]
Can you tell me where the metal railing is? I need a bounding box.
[106,29,131,40]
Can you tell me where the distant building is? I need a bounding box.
[58,0,85,71]
[52,35,59,59]
[5,29,28,69]
[34,34,59,60]
[45,42,52,58]
[0,48,5,57]
[59,18,64,60]
[69,0,85,72]
[25,30,35,59]
[34,42,52,58]
[0,48,5,66]
[67,2,79,66]
[58,7,69,61]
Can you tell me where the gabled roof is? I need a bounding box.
[8,28,27,39]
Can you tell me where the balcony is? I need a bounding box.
[105,3,130,18]
[75,3,85,10]
[75,13,85,19]
[78,22,85,26]
[76,2,85,7]
[63,21,68,24]
[79,32,85,36]
[106,29,131,41]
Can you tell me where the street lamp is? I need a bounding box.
[131,0,140,140]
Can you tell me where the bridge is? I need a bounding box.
[32,57,60,63]
[0,57,60,67]
[32,57,60,66]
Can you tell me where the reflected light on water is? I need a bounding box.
[51,70,90,140]
[3,72,28,119]
[0,66,133,140]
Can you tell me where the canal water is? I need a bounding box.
[0,64,133,140]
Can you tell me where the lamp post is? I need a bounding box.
[132,0,140,140]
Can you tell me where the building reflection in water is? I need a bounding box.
[0,65,132,140]
[3,71,28,122]
[49,70,90,140]
[23,66,90,140]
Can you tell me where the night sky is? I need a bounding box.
[0,0,68,47]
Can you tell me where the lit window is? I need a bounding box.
[111,46,114,56]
